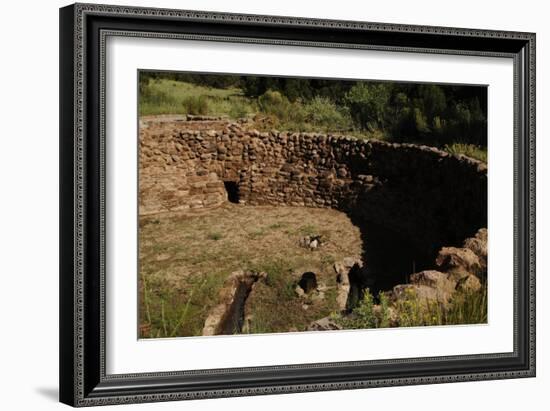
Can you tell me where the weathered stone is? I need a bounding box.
[435,247,482,280]
[333,257,363,311]
[463,228,488,270]
[202,271,265,336]
[307,317,343,331]
[337,167,348,178]
[410,270,456,295]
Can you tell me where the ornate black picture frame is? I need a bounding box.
[59,3,535,407]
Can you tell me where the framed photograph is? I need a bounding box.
[59,3,536,407]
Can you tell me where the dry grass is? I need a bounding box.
[139,204,362,337]
[444,143,487,163]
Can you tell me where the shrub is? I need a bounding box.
[182,95,209,115]
[339,289,391,329]
[258,90,291,118]
[348,290,378,328]
[140,86,176,107]
[229,99,252,119]
[344,83,391,131]
[302,96,352,130]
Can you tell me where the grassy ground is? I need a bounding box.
[139,79,385,139]
[139,204,362,338]
[139,78,257,118]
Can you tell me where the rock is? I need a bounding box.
[202,271,264,336]
[334,256,362,277]
[307,317,343,331]
[333,257,364,311]
[154,253,171,262]
[298,235,322,250]
[337,167,348,178]
[295,285,305,298]
[241,313,253,334]
[456,275,482,292]
[463,228,488,271]
[310,291,325,302]
[334,258,354,310]
[435,247,482,280]
[410,270,456,295]
[342,256,360,268]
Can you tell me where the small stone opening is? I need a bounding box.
[224,181,240,204]
[298,272,318,294]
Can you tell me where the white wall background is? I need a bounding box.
[0,0,546,409]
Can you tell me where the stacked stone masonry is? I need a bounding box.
[140,117,487,257]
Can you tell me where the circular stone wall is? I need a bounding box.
[139,117,487,264]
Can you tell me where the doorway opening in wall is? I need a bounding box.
[224,181,239,204]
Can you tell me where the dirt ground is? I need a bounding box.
[139,204,363,337]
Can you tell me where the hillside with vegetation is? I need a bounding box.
[139,71,487,161]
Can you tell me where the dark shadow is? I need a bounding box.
[340,168,485,305]
[35,387,58,402]
[224,181,240,204]
[356,220,434,298]
[220,276,259,335]
[298,272,317,294]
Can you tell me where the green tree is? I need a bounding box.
[344,83,392,131]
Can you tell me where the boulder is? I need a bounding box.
[410,270,456,295]
[435,246,482,280]
[334,257,363,311]
[307,317,343,331]
[334,256,362,277]
[463,228,488,271]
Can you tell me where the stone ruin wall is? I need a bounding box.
[139,117,487,254]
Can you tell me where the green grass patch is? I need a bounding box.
[139,78,256,117]
[244,258,338,334]
[444,143,487,163]
[139,271,226,338]
[334,285,487,330]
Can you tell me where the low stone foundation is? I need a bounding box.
[202,271,266,336]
